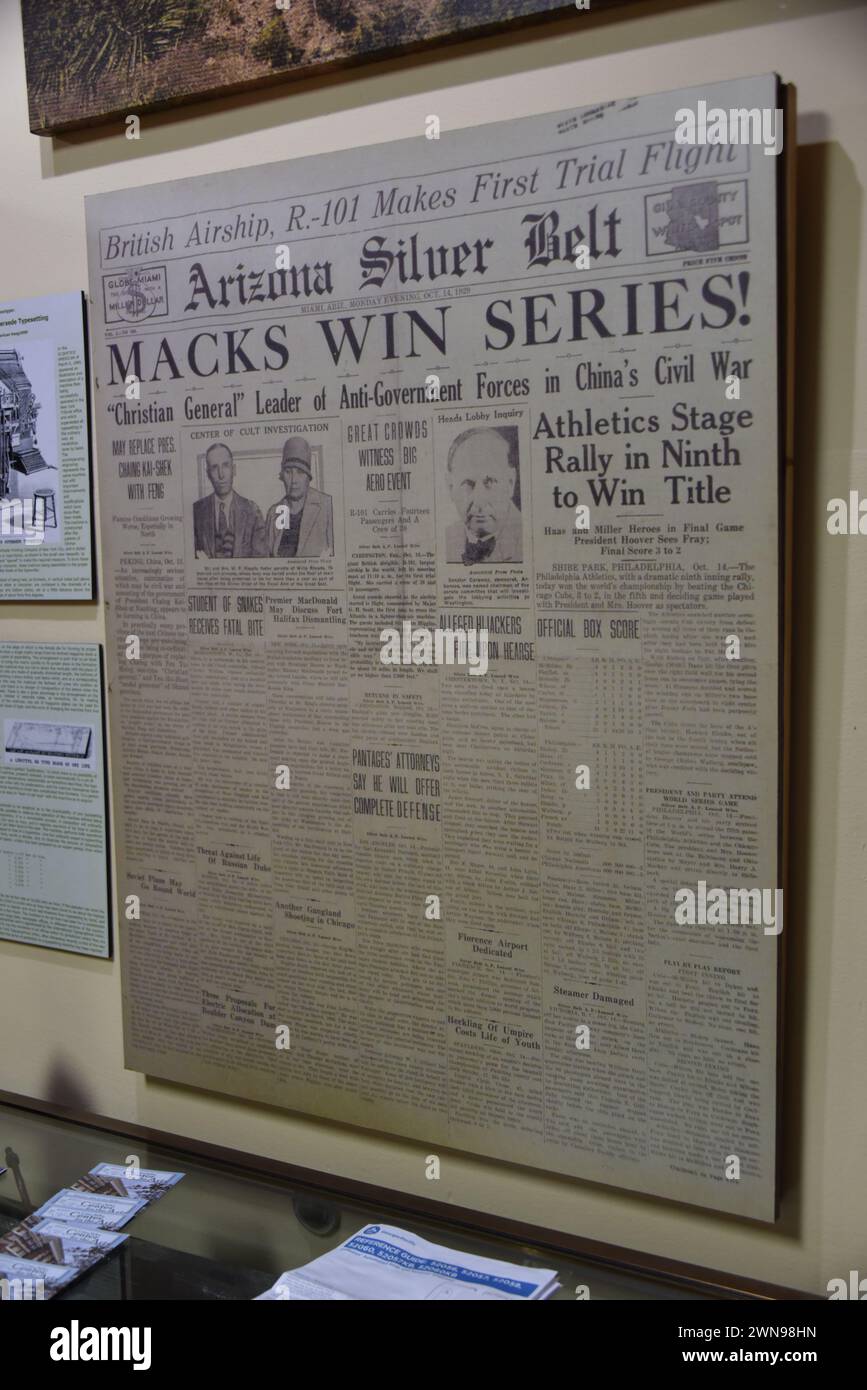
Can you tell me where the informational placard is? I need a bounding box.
[85,74,789,1217]
[0,643,109,957]
[0,292,94,601]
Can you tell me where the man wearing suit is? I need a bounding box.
[445,426,523,565]
[265,437,334,558]
[193,443,267,559]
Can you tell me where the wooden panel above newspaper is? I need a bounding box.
[85,74,791,1218]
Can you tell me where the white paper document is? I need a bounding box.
[27,1219,128,1267]
[1,1216,126,1270]
[0,1253,77,1299]
[255,1224,559,1300]
[0,290,94,600]
[32,1188,147,1230]
[73,1162,185,1204]
[0,643,110,957]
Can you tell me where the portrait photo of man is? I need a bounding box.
[265,437,334,558]
[193,442,267,559]
[445,425,523,565]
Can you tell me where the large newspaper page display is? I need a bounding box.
[86,73,783,1218]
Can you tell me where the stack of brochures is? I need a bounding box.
[255,1224,560,1300]
[0,1162,183,1299]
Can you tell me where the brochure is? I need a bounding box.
[255,1224,560,1301]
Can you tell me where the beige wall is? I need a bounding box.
[1,0,865,1295]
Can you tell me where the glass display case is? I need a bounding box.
[0,1096,811,1301]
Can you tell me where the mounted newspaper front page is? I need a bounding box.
[86,73,790,1218]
